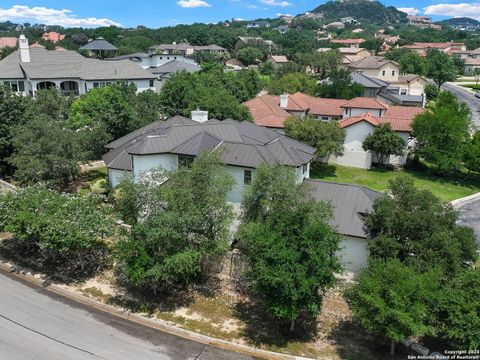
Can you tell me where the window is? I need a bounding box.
[392,70,395,76]
[321,116,329,121]
[303,164,308,174]
[382,70,386,76]
[3,80,25,92]
[244,170,252,185]
[149,79,154,87]
[178,154,195,168]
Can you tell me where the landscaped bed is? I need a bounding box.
[310,163,480,202]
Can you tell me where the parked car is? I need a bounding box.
[475,92,480,99]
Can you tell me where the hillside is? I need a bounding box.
[436,17,480,26]
[312,0,408,25]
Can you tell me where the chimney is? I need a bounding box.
[19,34,30,63]
[280,93,289,108]
[191,109,209,123]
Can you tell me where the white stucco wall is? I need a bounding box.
[225,166,254,203]
[132,153,178,181]
[108,169,131,188]
[360,64,400,82]
[344,107,384,117]
[337,235,369,272]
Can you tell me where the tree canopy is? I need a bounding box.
[316,68,364,99]
[362,123,405,165]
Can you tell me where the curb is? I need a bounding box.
[451,191,480,207]
[0,261,312,360]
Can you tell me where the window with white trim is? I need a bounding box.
[3,80,25,92]
[244,170,252,185]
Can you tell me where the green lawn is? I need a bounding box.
[310,163,480,202]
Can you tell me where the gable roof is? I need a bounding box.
[305,179,382,238]
[148,60,200,76]
[347,56,399,70]
[341,97,388,110]
[351,73,389,88]
[269,55,289,63]
[103,116,316,171]
[80,37,117,51]
[0,47,155,81]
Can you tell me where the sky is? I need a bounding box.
[0,0,479,29]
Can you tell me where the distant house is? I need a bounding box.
[299,12,324,20]
[245,21,271,29]
[325,22,345,29]
[464,58,480,75]
[340,17,360,25]
[306,179,382,272]
[347,56,427,96]
[274,25,289,34]
[330,38,365,48]
[318,47,371,67]
[79,37,117,58]
[267,55,289,66]
[243,92,425,169]
[352,28,364,34]
[41,32,65,43]
[0,35,155,96]
[148,60,200,90]
[148,43,227,57]
[401,42,466,56]
[102,113,315,202]
[316,30,333,41]
[0,37,17,50]
[234,37,275,52]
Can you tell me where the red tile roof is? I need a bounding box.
[244,93,424,130]
[330,38,365,44]
[0,37,17,49]
[341,97,388,110]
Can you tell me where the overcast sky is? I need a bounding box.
[0,0,475,28]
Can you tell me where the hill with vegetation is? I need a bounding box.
[311,0,408,25]
[436,17,480,26]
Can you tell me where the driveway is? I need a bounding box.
[0,270,254,360]
[454,197,480,248]
[442,82,480,128]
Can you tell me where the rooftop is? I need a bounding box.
[103,116,316,171]
[330,38,365,44]
[80,37,117,51]
[347,56,399,69]
[0,37,17,49]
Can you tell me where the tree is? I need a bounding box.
[284,116,345,159]
[239,164,342,331]
[0,85,29,175]
[362,38,383,55]
[474,68,480,86]
[236,47,264,66]
[365,177,478,277]
[346,260,440,355]
[426,49,457,90]
[267,72,317,96]
[115,152,234,294]
[0,186,114,275]
[424,83,439,101]
[412,91,471,175]
[294,50,341,78]
[398,51,427,76]
[437,268,480,350]
[464,131,480,173]
[362,123,405,166]
[316,68,364,99]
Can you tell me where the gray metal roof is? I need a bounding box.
[103,116,316,171]
[148,60,200,76]
[79,37,117,51]
[0,47,155,80]
[304,179,383,238]
[378,91,423,105]
[351,73,389,88]
[148,43,226,52]
[107,53,150,61]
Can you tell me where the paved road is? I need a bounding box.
[0,271,254,360]
[442,83,480,128]
[455,198,480,248]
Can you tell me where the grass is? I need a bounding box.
[460,84,480,90]
[310,163,480,202]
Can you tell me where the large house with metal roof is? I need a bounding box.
[102,111,316,203]
[244,92,425,169]
[0,35,155,96]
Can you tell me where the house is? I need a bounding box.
[407,15,432,25]
[375,33,400,44]
[352,28,364,34]
[330,38,365,48]
[148,43,227,57]
[245,21,271,29]
[463,58,480,75]
[0,37,17,50]
[299,12,324,20]
[279,15,294,24]
[306,179,382,272]
[325,22,345,30]
[351,73,425,106]
[317,47,371,67]
[340,17,360,25]
[147,60,200,90]
[41,32,65,43]
[234,37,275,52]
[0,35,156,96]
[347,56,427,96]
[267,55,289,66]
[316,30,333,41]
[274,25,289,34]
[401,42,466,56]
[243,93,425,169]
[79,37,117,58]
[102,112,316,203]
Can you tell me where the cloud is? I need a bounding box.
[259,0,292,7]
[397,7,420,16]
[424,3,480,19]
[0,5,121,27]
[177,0,212,8]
